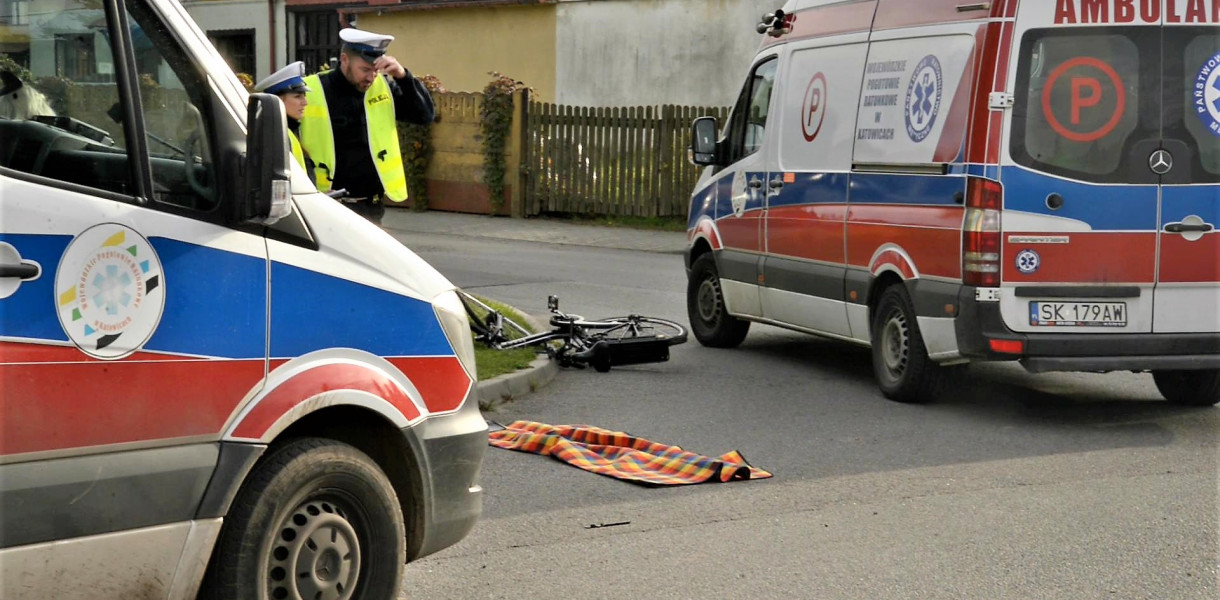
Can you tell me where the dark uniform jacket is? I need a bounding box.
[316,69,434,198]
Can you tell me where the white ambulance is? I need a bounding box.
[686,0,1219,405]
[0,0,485,597]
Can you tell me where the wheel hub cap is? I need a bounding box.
[269,500,361,600]
[697,278,721,323]
[881,314,909,378]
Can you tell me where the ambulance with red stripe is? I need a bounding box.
[0,0,484,596]
[685,0,1219,405]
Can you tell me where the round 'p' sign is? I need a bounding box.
[1041,57,1126,143]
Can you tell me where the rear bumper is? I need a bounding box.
[406,389,486,560]
[956,287,1220,372]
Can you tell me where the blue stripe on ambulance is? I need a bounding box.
[269,262,452,359]
[0,234,72,343]
[1000,167,1158,231]
[1160,185,1220,224]
[848,173,965,206]
[766,172,849,208]
[0,235,268,359]
[145,238,266,359]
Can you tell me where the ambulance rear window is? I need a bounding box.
[1170,29,1220,181]
[1011,28,1154,184]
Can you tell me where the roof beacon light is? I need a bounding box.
[757,9,792,38]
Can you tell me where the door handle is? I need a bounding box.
[1164,223,1214,234]
[0,263,40,279]
[748,179,763,189]
[769,178,784,190]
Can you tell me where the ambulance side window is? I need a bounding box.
[0,0,134,196]
[0,0,222,211]
[726,58,778,165]
[125,0,218,211]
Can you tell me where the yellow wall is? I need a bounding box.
[362,4,555,101]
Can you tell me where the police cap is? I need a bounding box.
[340,28,394,62]
[254,61,311,95]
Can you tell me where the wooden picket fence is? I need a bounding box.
[524,103,730,218]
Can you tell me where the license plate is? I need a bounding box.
[1029,302,1127,327]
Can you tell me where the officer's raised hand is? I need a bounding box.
[373,55,407,80]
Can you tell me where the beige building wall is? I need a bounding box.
[361,4,556,100]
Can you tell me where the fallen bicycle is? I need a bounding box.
[459,292,687,372]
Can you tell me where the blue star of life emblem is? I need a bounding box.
[905,55,943,143]
[1016,249,1041,275]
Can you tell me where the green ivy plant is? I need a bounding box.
[400,74,445,212]
[480,72,528,215]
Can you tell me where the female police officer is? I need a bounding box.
[254,61,314,181]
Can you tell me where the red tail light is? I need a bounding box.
[962,177,1002,287]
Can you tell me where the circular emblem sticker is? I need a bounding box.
[905,54,943,143]
[801,72,828,142]
[1194,51,1220,138]
[730,170,748,218]
[56,224,165,359]
[1015,249,1041,275]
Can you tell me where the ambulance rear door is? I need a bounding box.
[1155,24,1219,333]
[1000,3,1166,335]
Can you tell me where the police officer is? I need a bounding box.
[299,28,435,224]
[253,61,313,180]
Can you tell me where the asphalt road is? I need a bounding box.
[393,227,1219,600]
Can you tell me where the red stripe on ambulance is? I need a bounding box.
[1002,233,1156,282]
[230,362,424,439]
[766,204,848,264]
[847,205,965,280]
[0,342,260,455]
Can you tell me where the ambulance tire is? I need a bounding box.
[688,253,750,348]
[1152,369,1220,406]
[201,437,406,600]
[870,284,942,404]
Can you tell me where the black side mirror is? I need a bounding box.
[690,116,719,166]
[241,93,292,224]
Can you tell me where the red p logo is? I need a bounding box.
[1041,57,1126,143]
[1070,77,1101,125]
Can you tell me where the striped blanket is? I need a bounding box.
[488,420,772,486]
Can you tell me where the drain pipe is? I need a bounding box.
[267,0,277,73]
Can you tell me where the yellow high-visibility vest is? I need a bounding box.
[288,129,307,174]
[299,73,407,201]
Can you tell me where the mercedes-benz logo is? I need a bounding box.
[1149,149,1173,175]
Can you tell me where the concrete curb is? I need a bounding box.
[476,355,558,406]
[473,307,558,405]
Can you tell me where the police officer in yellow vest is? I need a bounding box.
[299,28,435,224]
[253,61,313,182]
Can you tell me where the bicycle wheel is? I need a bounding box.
[586,316,688,346]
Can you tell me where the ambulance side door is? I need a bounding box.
[761,36,869,337]
[709,54,780,319]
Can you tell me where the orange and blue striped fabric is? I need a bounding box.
[488,420,772,486]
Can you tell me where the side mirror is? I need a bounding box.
[690,116,719,166]
[242,93,292,224]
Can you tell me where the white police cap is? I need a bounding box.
[339,28,394,61]
[254,61,311,95]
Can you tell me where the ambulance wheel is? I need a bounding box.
[202,437,405,600]
[1152,369,1220,406]
[688,253,750,348]
[871,284,942,403]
